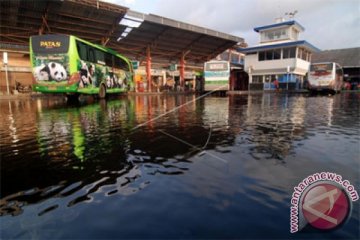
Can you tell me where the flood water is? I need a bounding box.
[1,93,359,239]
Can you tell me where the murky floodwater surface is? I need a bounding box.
[1,93,359,239]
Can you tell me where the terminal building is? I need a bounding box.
[240,18,320,91]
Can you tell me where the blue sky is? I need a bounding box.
[104,0,360,50]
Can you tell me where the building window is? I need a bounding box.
[259,51,265,61]
[291,28,299,40]
[262,28,288,42]
[283,47,296,59]
[274,49,281,59]
[264,75,277,83]
[303,50,309,61]
[266,51,273,60]
[297,48,302,59]
[297,48,308,61]
[252,75,263,83]
[258,49,282,61]
[231,53,240,64]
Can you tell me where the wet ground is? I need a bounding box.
[0,93,359,239]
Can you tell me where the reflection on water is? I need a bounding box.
[0,93,359,239]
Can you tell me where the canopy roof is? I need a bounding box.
[0,0,244,67]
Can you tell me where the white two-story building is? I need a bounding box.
[240,19,320,91]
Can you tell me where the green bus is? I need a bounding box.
[30,34,134,98]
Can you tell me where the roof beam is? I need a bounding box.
[39,2,51,35]
[0,35,29,44]
[56,12,116,26]
[102,15,125,46]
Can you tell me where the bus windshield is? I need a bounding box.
[309,63,332,76]
[31,35,70,54]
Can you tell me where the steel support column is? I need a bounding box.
[146,45,152,92]
[179,54,185,91]
[179,50,190,91]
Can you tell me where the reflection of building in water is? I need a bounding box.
[129,95,236,159]
[202,98,229,127]
[133,94,198,129]
[228,95,249,135]
[244,94,307,159]
[0,100,38,147]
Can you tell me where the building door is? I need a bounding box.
[231,70,249,91]
[264,75,272,90]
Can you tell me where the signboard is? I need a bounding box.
[169,64,177,71]
[31,35,69,54]
[131,61,139,70]
[205,62,228,71]
[3,52,8,64]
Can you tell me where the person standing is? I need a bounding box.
[274,78,279,92]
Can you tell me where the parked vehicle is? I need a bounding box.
[30,34,134,99]
[308,62,343,94]
[204,60,230,91]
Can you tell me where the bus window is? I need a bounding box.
[88,48,95,63]
[114,57,129,71]
[76,41,88,61]
[105,53,113,67]
[336,64,343,75]
[94,49,104,65]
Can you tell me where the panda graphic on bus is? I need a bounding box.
[33,61,68,82]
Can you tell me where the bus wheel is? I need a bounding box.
[99,84,107,99]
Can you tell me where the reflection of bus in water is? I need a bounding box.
[204,61,230,91]
[36,99,135,164]
[308,62,343,94]
[30,34,134,99]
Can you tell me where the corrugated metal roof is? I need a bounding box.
[109,10,243,66]
[311,48,360,67]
